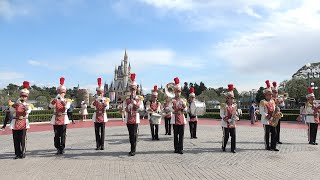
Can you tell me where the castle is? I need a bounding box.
[104,50,143,102]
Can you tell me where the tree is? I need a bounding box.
[4,83,19,96]
[182,82,189,98]
[255,87,265,104]
[198,89,221,102]
[285,78,309,102]
[199,81,207,94]
[194,82,200,95]
[233,88,239,99]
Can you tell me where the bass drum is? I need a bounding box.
[190,100,206,116]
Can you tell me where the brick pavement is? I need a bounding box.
[0,119,319,180]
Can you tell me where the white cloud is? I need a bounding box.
[0,0,30,20]
[213,0,320,77]
[27,59,67,71]
[135,0,301,30]
[0,71,24,80]
[72,48,205,75]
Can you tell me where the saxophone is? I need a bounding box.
[269,103,283,127]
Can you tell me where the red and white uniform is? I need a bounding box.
[91,96,109,123]
[170,98,187,125]
[220,104,237,128]
[10,101,32,130]
[146,101,161,119]
[162,102,172,118]
[123,95,143,124]
[49,97,71,125]
[187,99,198,122]
[304,101,320,124]
[259,99,276,125]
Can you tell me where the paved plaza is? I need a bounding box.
[1,119,320,180]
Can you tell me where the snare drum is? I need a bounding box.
[150,113,162,124]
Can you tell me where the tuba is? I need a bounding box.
[165,82,176,98]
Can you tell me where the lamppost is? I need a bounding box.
[306,63,313,86]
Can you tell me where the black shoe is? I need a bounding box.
[174,150,178,153]
[272,148,279,151]
[277,141,283,144]
[193,137,198,139]
[231,150,236,153]
[21,153,26,159]
[96,147,100,150]
[129,152,135,156]
[222,147,226,152]
[13,156,20,159]
[266,147,271,150]
[314,142,318,145]
[309,142,314,145]
[168,133,171,135]
[128,151,132,155]
[55,149,60,155]
[100,147,104,150]
[60,149,65,154]
[178,151,183,154]
[165,133,168,135]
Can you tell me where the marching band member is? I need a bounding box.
[10,81,32,159]
[170,77,187,154]
[162,97,172,135]
[220,84,238,153]
[146,85,161,140]
[259,80,279,151]
[123,73,144,156]
[187,87,198,139]
[271,81,283,144]
[49,77,71,155]
[91,78,110,150]
[304,86,319,145]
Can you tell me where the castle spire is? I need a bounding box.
[124,49,128,61]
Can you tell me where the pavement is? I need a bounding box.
[0,119,319,180]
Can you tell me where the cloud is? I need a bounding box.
[72,48,205,75]
[212,0,320,78]
[0,0,30,20]
[135,0,300,31]
[27,59,68,71]
[0,71,24,80]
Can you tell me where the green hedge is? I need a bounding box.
[199,112,299,121]
[0,111,300,123]
[205,108,299,114]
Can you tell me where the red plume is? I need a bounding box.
[272,81,277,88]
[23,81,29,89]
[174,77,180,84]
[228,84,234,92]
[308,86,313,93]
[97,78,102,87]
[265,80,270,88]
[131,73,136,81]
[190,87,194,93]
[153,85,158,92]
[60,77,65,86]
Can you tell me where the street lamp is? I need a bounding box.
[306,63,312,86]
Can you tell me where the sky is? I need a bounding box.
[0,0,320,94]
